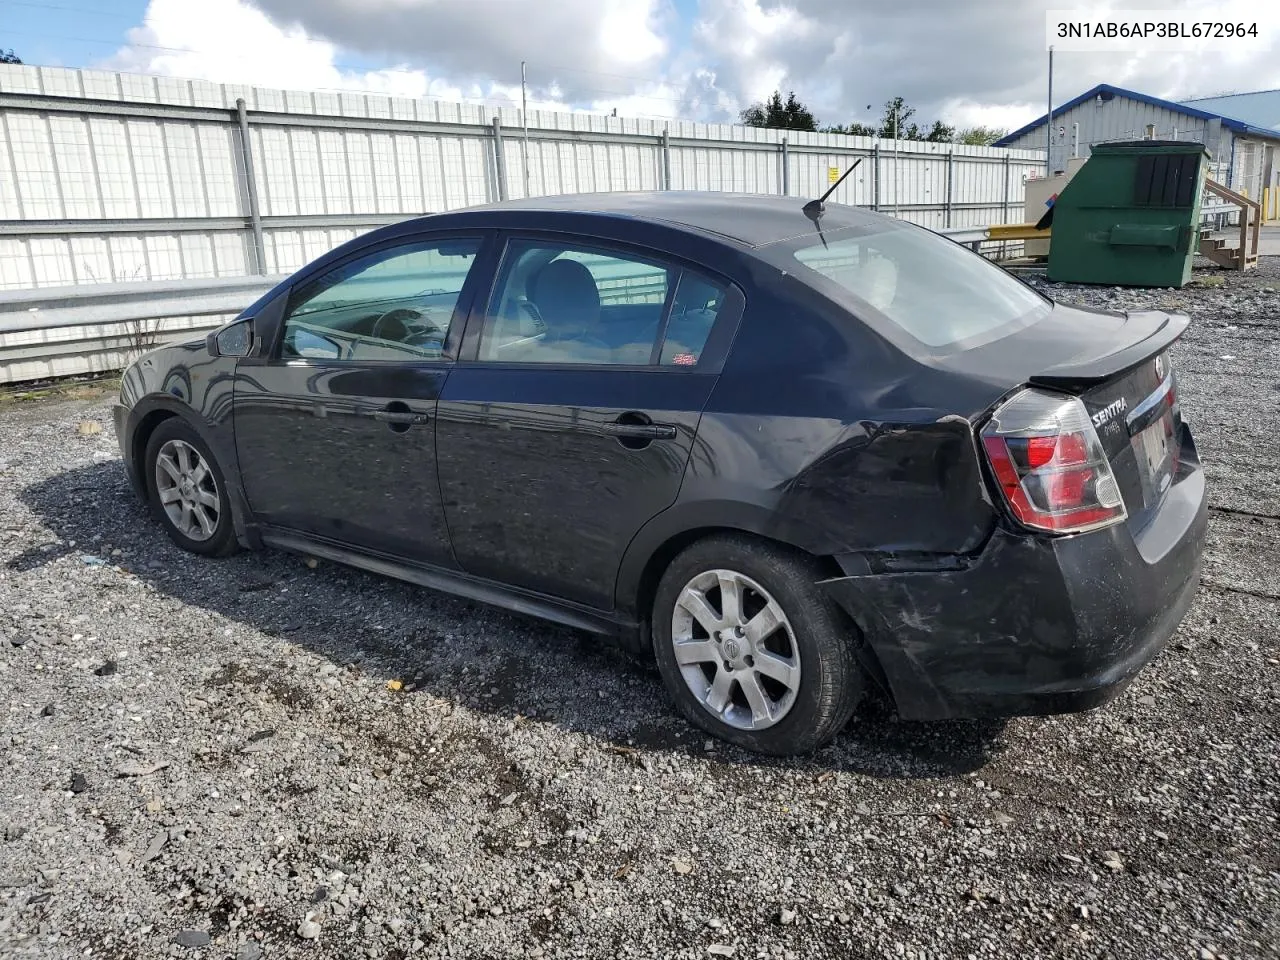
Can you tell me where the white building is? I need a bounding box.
[995,83,1280,211]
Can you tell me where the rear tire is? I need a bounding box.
[143,418,238,557]
[652,534,864,756]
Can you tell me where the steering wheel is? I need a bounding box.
[372,308,444,348]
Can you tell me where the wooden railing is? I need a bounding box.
[1203,178,1261,270]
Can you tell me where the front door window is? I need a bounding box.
[281,239,482,362]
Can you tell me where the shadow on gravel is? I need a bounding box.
[13,461,1009,780]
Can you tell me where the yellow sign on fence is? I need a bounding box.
[828,166,840,184]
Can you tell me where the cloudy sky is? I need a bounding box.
[5,0,1280,131]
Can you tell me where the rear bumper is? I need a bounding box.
[824,425,1207,722]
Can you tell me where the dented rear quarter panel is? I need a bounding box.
[670,276,1007,561]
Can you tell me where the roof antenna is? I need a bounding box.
[803,157,863,223]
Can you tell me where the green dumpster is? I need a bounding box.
[1046,140,1208,288]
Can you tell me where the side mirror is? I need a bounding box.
[207,318,254,358]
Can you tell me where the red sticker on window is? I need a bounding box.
[672,353,697,366]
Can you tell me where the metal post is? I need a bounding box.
[780,137,789,196]
[235,98,266,276]
[1072,122,1080,158]
[1002,155,1012,224]
[944,151,954,228]
[1046,45,1054,176]
[520,61,531,198]
[892,105,899,217]
[872,142,880,210]
[662,124,671,190]
[491,117,508,201]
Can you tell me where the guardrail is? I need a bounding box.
[0,275,283,384]
[0,225,1019,386]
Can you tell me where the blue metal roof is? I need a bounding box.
[1180,89,1280,133]
[993,83,1280,147]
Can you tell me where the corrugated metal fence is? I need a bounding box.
[0,64,1046,292]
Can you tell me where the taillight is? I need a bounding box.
[981,388,1127,535]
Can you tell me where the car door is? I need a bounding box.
[435,234,744,609]
[232,233,494,567]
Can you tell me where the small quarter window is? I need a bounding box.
[659,273,724,367]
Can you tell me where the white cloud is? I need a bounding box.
[939,100,1044,133]
[249,0,671,104]
[105,0,698,120]
[106,0,440,99]
[101,0,1280,134]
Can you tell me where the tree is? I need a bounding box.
[820,121,877,136]
[956,126,1008,146]
[744,90,1005,147]
[739,90,818,132]
[0,49,21,64]
[923,119,955,143]
[877,97,916,139]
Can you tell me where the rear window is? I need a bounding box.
[789,224,1049,348]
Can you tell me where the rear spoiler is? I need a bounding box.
[1028,311,1189,392]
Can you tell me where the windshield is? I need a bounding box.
[785,222,1050,350]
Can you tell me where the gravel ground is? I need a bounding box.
[1,261,1278,960]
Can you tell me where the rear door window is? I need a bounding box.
[478,239,726,367]
[789,225,1048,349]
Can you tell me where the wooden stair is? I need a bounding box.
[1198,179,1261,271]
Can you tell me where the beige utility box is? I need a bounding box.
[1022,157,1088,257]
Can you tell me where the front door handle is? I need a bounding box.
[600,421,676,440]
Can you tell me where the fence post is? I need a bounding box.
[662,125,672,190]
[781,137,789,196]
[1002,155,1012,224]
[234,98,267,276]
[872,143,880,210]
[945,152,955,228]
[491,117,508,202]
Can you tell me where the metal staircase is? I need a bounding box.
[1198,179,1261,271]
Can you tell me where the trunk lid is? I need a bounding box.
[1069,338,1182,529]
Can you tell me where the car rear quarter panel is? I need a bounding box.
[616,271,1006,615]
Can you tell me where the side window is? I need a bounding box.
[479,239,727,366]
[280,239,481,362]
[659,272,724,367]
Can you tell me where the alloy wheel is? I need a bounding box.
[670,568,801,731]
[154,439,220,542]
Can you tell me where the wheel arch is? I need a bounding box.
[618,505,893,700]
[125,395,257,549]
[129,406,180,493]
[617,501,847,632]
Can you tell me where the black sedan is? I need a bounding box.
[114,192,1207,756]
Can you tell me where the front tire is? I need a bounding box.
[143,418,237,557]
[652,535,864,756]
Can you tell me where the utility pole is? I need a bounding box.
[521,60,531,198]
[1046,45,1054,177]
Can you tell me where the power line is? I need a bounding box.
[0,0,140,17]
[3,17,701,117]
[1,47,692,120]
[3,15,693,101]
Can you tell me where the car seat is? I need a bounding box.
[527,259,613,362]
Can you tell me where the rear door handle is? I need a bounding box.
[600,421,677,440]
[372,410,430,425]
